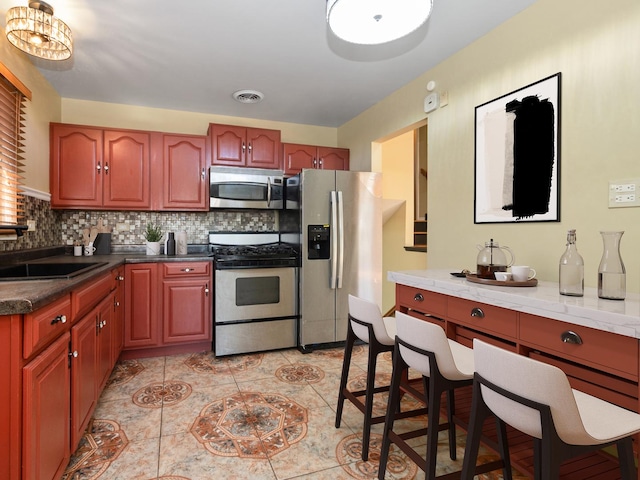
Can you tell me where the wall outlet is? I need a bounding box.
[609,178,640,208]
[27,220,36,231]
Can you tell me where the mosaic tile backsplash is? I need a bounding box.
[0,193,280,253]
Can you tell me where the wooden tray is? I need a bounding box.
[465,273,538,287]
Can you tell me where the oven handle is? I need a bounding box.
[330,190,338,289]
[337,190,344,289]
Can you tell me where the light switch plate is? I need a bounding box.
[424,93,439,113]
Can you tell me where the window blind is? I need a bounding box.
[0,72,26,226]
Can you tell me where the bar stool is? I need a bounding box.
[378,312,511,480]
[461,339,640,480]
[336,295,427,461]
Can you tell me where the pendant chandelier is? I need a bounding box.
[326,0,434,45]
[5,1,73,60]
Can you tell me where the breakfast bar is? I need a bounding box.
[389,269,640,479]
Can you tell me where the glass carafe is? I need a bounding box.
[598,231,625,300]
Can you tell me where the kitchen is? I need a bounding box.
[1,0,640,479]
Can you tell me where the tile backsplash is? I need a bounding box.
[0,192,280,253]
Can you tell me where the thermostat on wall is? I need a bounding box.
[424,92,439,113]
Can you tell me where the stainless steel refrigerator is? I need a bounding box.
[283,169,382,352]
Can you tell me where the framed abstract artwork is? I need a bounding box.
[474,73,561,223]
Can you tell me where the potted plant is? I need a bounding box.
[143,223,163,255]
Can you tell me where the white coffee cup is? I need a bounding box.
[511,265,536,282]
[73,245,83,256]
[84,243,96,256]
[494,272,512,281]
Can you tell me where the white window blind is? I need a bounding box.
[0,64,29,227]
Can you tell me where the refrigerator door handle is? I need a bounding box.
[330,190,338,289]
[337,190,344,289]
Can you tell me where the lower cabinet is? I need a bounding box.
[124,261,212,356]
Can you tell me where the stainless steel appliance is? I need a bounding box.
[209,166,284,209]
[210,232,299,356]
[283,170,382,352]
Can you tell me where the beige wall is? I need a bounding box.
[0,30,61,192]
[61,98,338,146]
[339,0,640,292]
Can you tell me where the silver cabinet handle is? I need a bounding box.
[116,275,124,281]
[51,314,66,325]
[97,162,101,173]
[181,268,193,272]
[201,167,206,180]
[69,350,78,359]
[413,293,424,302]
[104,162,109,174]
[561,330,583,345]
[470,307,485,318]
[242,142,246,153]
[205,283,209,296]
[248,142,252,153]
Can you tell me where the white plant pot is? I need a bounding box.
[146,241,161,255]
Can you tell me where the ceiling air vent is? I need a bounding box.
[232,90,264,104]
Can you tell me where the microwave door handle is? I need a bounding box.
[267,177,272,207]
[330,190,338,289]
[337,190,344,289]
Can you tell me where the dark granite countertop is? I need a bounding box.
[0,251,213,315]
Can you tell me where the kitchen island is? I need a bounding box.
[389,269,640,479]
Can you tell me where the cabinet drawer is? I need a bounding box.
[72,272,112,320]
[396,286,446,317]
[447,298,517,340]
[23,295,72,359]
[520,313,639,380]
[163,262,210,277]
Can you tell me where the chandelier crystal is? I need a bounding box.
[5,1,73,60]
[326,0,433,45]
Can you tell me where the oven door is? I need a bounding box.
[215,267,297,323]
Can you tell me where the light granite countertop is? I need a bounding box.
[0,252,213,315]
[388,269,640,339]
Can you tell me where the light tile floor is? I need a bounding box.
[61,346,516,480]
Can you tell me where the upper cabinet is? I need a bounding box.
[209,123,281,169]
[282,143,350,176]
[160,134,208,210]
[51,124,150,210]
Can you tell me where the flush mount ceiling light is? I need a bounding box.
[232,90,264,104]
[5,1,73,60]
[326,0,434,45]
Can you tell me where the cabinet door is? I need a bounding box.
[112,268,125,363]
[283,143,316,176]
[246,128,281,169]
[124,263,159,349]
[70,312,98,450]
[318,147,349,171]
[162,135,208,210]
[210,124,246,166]
[50,124,103,208]
[103,130,151,209]
[162,277,212,344]
[23,334,70,480]
[96,293,114,393]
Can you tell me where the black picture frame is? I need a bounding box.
[474,73,561,223]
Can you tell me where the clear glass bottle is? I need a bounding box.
[598,230,625,300]
[559,229,584,296]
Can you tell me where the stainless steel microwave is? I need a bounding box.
[209,167,285,209]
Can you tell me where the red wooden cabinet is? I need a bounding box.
[209,123,281,169]
[22,334,71,480]
[112,267,125,363]
[161,134,208,210]
[282,143,349,175]
[96,293,114,393]
[162,263,211,344]
[50,124,151,209]
[124,263,159,349]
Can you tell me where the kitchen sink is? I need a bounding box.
[0,262,108,281]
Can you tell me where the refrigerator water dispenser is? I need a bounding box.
[308,225,330,259]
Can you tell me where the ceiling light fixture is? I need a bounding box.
[5,1,73,60]
[326,0,434,45]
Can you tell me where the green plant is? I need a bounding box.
[143,223,163,242]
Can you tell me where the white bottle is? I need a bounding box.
[559,229,584,296]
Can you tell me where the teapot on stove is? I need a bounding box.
[476,239,515,279]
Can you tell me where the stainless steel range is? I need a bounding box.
[210,232,299,356]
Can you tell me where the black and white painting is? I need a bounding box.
[474,73,561,223]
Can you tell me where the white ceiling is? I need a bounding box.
[0,0,537,128]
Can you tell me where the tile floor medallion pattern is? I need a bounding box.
[337,433,418,479]
[133,381,192,408]
[275,363,325,384]
[106,359,146,387]
[184,351,263,374]
[190,391,308,459]
[62,420,128,479]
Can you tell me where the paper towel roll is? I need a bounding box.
[176,231,188,255]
